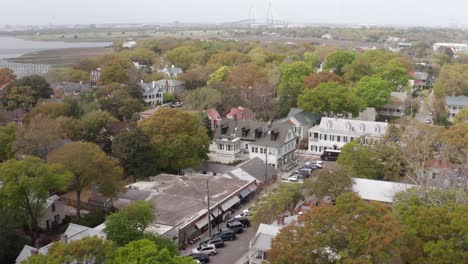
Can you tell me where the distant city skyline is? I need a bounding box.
[2,0,468,28]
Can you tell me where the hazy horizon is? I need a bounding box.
[2,0,468,28]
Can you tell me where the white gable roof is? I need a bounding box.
[352,178,416,203]
[312,117,388,137]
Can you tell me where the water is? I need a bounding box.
[0,36,112,59]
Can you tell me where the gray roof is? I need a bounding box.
[286,108,321,127]
[214,119,296,148]
[413,71,428,81]
[226,157,277,183]
[140,79,185,95]
[119,189,152,201]
[192,160,236,175]
[58,82,91,94]
[445,95,468,107]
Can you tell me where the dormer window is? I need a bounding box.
[326,120,332,129]
[359,124,365,132]
[345,122,352,131]
[374,125,380,133]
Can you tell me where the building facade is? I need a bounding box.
[140,79,185,105]
[445,95,468,122]
[308,118,388,155]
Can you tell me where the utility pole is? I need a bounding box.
[206,179,212,237]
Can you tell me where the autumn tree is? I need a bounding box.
[434,63,468,96]
[177,67,208,90]
[48,142,123,218]
[112,127,159,178]
[298,82,365,117]
[13,75,53,101]
[183,86,222,111]
[303,71,343,89]
[80,110,118,153]
[303,167,353,200]
[442,122,468,180]
[323,50,356,76]
[6,85,34,111]
[99,59,130,85]
[139,108,209,171]
[0,157,71,241]
[104,201,155,246]
[453,107,468,124]
[269,193,406,264]
[250,183,302,227]
[0,68,16,85]
[164,46,203,70]
[96,83,143,120]
[0,123,16,161]
[206,50,250,68]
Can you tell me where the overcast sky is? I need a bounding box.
[2,0,467,27]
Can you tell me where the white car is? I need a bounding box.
[192,244,217,255]
[315,160,323,168]
[235,209,250,218]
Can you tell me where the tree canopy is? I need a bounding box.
[434,63,468,96]
[353,76,394,108]
[183,86,222,111]
[0,123,16,161]
[96,83,143,121]
[323,50,356,76]
[303,166,353,200]
[303,71,343,89]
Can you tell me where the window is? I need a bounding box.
[326,120,332,129]
[359,124,366,132]
[374,125,380,133]
[51,204,56,212]
[337,136,341,142]
[245,143,249,149]
[324,134,328,141]
[227,145,232,151]
[314,133,319,139]
[260,148,264,154]
[251,147,255,152]
[219,144,224,150]
[344,136,348,143]
[330,135,334,141]
[345,122,352,131]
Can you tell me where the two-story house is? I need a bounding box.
[445,95,468,122]
[140,79,185,105]
[308,118,388,155]
[213,119,297,168]
[274,108,321,142]
[377,92,408,117]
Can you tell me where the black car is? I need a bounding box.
[213,229,236,241]
[199,235,225,248]
[232,216,250,227]
[190,253,209,263]
[226,220,244,234]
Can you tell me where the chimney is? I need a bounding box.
[276,215,285,226]
[141,79,144,84]
[60,234,68,244]
[152,80,156,88]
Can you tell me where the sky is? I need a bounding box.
[2,0,467,27]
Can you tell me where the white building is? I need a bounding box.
[39,195,67,230]
[158,65,183,77]
[213,119,297,168]
[140,79,185,105]
[122,40,137,49]
[445,95,468,122]
[433,43,468,54]
[308,118,388,155]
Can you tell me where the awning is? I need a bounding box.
[221,196,241,212]
[195,215,209,229]
[239,189,253,199]
[210,207,222,218]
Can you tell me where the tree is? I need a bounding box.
[303,52,321,68]
[303,167,353,200]
[207,50,250,68]
[99,60,130,85]
[0,157,71,241]
[323,50,356,76]
[269,193,406,264]
[354,76,394,108]
[28,102,71,119]
[13,75,52,101]
[0,123,16,161]
[104,201,155,246]
[13,114,68,160]
[112,127,159,178]
[106,239,194,264]
[277,61,314,116]
[250,183,302,227]
[303,72,343,89]
[453,107,468,124]
[80,111,118,153]
[6,85,34,111]
[164,46,203,70]
[0,68,16,85]
[434,64,468,96]
[207,66,230,85]
[139,108,209,171]
[298,82,365,117]
[48,142,123,218]
[183,86,222,111]
[23,236,116,264]
[96,83,143,120]
[442,123,468,178]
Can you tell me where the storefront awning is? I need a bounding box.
[210,207,222,218]
[239,188,253,199]
[195,215,209,229]
[221,196,241,212]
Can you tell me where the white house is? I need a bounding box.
[140,79,185,105]
[433,43,468,54]
[158,65,183,77]
[39,195,66,230]
[308,118,388,155]
[213,119,297,168]
[274,108,321,142]
[445,95,468,122]
[122,40,137,49]
[377,92,408,117]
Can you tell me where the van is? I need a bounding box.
[226,220,244,234]
[231,216,250,227]
[320,149,341,161]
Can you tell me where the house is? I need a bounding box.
[140,79,185,105]
[206,108,222,129]
[424,160,466,190]
[433,43,468,54]
[308,117,388,155]
[409,71,429,91]
[274,108,321,142]
[377,92,408,117]
[158,65,184,77]
[351,178,416,203]
[445,95,468,122]
[213,119,297,168]
[227,106,256,121]
[122,40,137,49]
[55,81,91,97]
[60,189,112,213]
[90,68,101,87]
[15,223,106,264]
[39,195,66,230]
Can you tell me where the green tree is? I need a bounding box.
[207,66,230,85]
[434,64,468,96]
[303,167,353,200]
[99,60,130,85]
[269,193,405,264]
[250,183,303,227]
[183,86,222,111]
[303,71,343,89]
[6,85,34,111]
[54,68,89,83]
[23,236,116,264]
[323,50,356,76]
[453,107,468,124]
[96,83,143,120]
[0,157,71,241]
[104,201,155,246]
[139,108,209,171]
[0,123,16,161]
[48,142,123,218]
[164,46,203,70]
[298,82,365,117]
[354,76,393,108]
[112,127,158,178]
[107,239,195,264]
[13,75,53,101]
[303,52,321,68]
[277,61,314,116]
[80,111,118,153]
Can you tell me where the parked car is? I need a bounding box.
[226,220,244,234]
[298,168,313,176]
[234,209,250,218]
[213,229,236,241]
[192,244,217,256]
[200,235,224,248]
[190,253,209,263]
[320,149,341,161]
[232,216,251,227]
[288,175,299,182]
